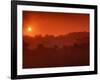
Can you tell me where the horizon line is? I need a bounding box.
[23,31,89,38]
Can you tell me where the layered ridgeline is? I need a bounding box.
[23,32,89,49]
[23,32,89,68]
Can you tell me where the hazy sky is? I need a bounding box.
[23,11,89,37]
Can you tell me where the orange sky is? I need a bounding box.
[23,11,89,37]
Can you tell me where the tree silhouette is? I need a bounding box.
[23,32,89,68]
[37,43,45,49]
[73,43,80,48]
[53,45,58,49]
[23,40,29,49]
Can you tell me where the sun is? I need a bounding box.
[27,27,32,32]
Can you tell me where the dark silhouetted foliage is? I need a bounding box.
[23,32,89,68]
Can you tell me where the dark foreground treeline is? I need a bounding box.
[23,42,89,68]
[23,32,89,49]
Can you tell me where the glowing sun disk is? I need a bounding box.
[28,27,32,32]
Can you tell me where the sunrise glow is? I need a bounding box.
[23,11,89,37]
[27,27,32,32]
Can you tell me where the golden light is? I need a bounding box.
[27,27,32,32]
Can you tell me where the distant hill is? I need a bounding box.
[23,32,89,68]
[23,32,89,49]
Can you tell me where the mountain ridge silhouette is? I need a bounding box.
[23,32,89,49]
[23,32,89,68]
